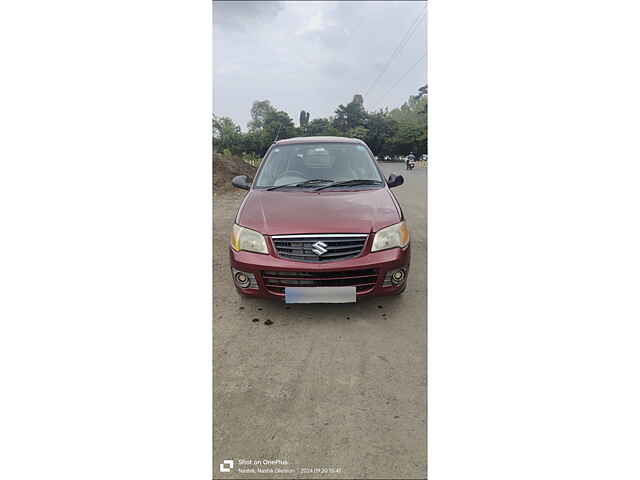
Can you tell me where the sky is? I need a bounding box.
[213,0,427,130]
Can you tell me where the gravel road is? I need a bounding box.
[213,163,427,479]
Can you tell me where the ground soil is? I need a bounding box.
[213,162,427,479]
[213,153,257,194]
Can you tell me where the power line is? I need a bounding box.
[364,7,425,100]
[371,52,427,111]
[372,52,427,110]
[363,4,427,102]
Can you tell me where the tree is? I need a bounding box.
[212,115,241,154]
[307,118,330,136]
[212,91,426,158]
[386,94,427,154]
[365,112,398,155]
[347,126,369,140]
[389,121,424,155]
[248,100,276,131]
[332,104,349,133]
[239,130,265,156]
[332,95,368,134]
[389,95,427,124]
[345,101,367,130]
[263,109,295,144]
[299,110,310,130]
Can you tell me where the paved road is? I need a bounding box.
[213,162,426,479]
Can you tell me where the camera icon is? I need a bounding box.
[220,459,234,473]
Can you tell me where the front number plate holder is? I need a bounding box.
[284,286,356,304]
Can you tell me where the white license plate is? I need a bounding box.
[285,286,356,304]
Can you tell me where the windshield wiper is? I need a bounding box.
[265,179,333,191]
[312,179,384,192]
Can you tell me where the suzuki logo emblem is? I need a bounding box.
[311,241,328,256]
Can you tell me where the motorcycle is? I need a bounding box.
[406,157,415,170]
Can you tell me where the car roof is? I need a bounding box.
[273,136,366,146]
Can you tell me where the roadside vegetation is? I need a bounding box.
[213,152,257,194]
[213,86,427,161]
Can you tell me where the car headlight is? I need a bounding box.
[371,221,410,252]
[230,224,268,254]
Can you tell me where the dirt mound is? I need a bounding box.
[213,153,257,193]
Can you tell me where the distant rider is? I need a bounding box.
[406,152,416,168]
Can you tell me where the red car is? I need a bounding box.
[229,136,410,303]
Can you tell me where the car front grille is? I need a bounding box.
[271,234,368,263]
[261,268,378,296]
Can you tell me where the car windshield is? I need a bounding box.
[254,142,384,189]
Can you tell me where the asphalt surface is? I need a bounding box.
[213,162,426,479]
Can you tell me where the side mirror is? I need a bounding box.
[231,175,252,190]
[387,174,404,188]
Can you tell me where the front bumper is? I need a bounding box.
[229,244,410,300]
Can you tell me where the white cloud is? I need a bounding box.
[294,9,336,36]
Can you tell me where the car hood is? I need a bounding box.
[236,188,402,235]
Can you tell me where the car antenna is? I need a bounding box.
[273,124,282,144]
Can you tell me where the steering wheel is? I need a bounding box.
[282,170,307,179]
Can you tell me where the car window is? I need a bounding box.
[255,142,382,188]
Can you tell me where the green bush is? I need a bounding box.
[241,152,261,167]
